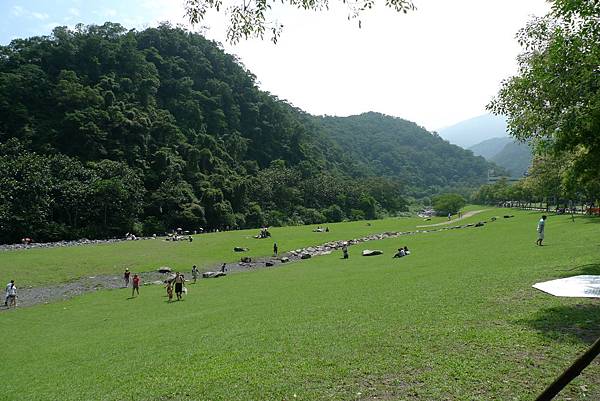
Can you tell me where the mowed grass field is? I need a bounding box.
[1,208,600,400]
[0,210,472,287]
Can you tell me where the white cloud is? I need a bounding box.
[68,8,80,17]
[32,12,50,20]
[11,5,25,17]
[10,6,49,21]
[93,8,118,18]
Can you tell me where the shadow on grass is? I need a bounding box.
[519,304,600,344]
[557,263,600,277]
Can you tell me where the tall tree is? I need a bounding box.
[488,0,600,190]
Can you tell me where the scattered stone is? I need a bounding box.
[234,247,249,252]
[202,271,227,278]
[280,257,290,263]
[241,256,252,263]
[158,266,172,273]
[265,261,274,267]
[362,249,383,256]
[300,253,311,259]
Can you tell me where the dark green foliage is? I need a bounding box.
[432,193,466,215]
[490,141,532,178]
[0,139,143,243]
[314,113,491,198]
[0,23,491,243]
[488,0,600,190]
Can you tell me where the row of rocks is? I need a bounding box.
[285,220,490,259]
[0,237,153,252]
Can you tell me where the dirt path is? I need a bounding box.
[1,218,492,311]
[416,209,487,228]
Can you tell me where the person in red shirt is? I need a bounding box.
[132,274,140,297]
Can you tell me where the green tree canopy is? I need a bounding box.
[432,193,466,215]
[488,0,600,191]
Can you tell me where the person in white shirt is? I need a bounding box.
[4,280,13,306]
[536,215,547,246]
[6,281,17,308]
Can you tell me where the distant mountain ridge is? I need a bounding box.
[468,137,533,178]
[469,137,513,159]
[490,141,532,178]
[315,112,492,197]
[438,114,508,148]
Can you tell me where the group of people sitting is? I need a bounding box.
[254,228,271,239]
[393,246,411,258]
[166,234,193,242]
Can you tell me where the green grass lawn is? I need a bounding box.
[1,208,599,400]
[0,209,477,287]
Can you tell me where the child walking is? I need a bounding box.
[132,274,140,297]
[166,282,173,302]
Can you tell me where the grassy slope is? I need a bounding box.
[0,212,471,287]
[1,208,599,400]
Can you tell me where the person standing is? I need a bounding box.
[191,265,199,283]
[448,212,451,220]
[536,215,547,246]
[6,281,17,308]
[342,244,349,259]
[273,242,278,256]
[123,268,131,287]
[166,282,173,302]
[174,272,185,301]
[5,280,15,307]
[131,274,140,297]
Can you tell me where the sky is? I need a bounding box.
[0,0,550,130]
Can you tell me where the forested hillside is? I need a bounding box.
[469,137,512,159]
[469,137,532,177]
[490,141,532,178]
[0,23,494,243]
[315,113,492,197]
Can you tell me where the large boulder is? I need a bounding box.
[362,249,383,256]
[234,247,249,252]
[300,253,312,260]
[158,266,172,273]
[280,257,290,263]
[203,271,227,278]
[241,256,252,263]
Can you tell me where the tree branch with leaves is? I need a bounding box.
[184,0,415,43]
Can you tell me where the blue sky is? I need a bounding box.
[0,0,550,130]
[0,0,179,45]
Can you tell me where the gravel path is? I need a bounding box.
[1,216,491,311]
[416,210,487,228]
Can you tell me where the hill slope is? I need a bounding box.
[0,23,496,242]
[469,137,532,177]
[315,112,491,196]
[490,141,533,177]
[438,114,507,148]
[468,137,512,159]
